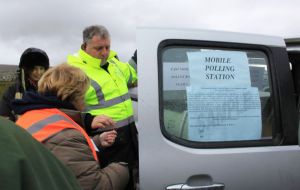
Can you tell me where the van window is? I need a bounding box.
[161,45,273,147]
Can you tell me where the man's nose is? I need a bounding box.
[101,47,109,56]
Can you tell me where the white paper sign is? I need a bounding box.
[187,51,251,87]
[186,87,262,141]
[163,62,190,90]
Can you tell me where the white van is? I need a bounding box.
[136,28,300,190]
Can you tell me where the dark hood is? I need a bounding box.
[19,47,49,70]
[12,91,76,115]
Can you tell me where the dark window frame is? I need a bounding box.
[158,39,284,148]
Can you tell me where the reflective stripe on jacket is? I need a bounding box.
[67,49,137,128]
[16,108,98,161]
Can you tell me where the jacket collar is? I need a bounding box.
[12,91,76,115]
[78,49,117,69]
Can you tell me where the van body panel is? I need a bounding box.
[138,28,300,190]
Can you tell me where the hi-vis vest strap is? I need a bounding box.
[16,108,98,161]
[88,78,135,128]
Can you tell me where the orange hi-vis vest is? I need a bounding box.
[16,108,98,161]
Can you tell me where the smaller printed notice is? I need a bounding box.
[163,62,190,90]
[186,87,262,141]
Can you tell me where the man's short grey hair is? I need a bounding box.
[83,25,110,44]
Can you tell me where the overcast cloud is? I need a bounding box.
[0,0,299,66]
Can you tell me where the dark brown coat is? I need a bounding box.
[44,128,129,190]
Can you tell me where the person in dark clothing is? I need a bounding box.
[128,50,137,70]
[0,47,49,121]
[0,116,81,190]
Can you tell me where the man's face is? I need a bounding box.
[84,35,110,63]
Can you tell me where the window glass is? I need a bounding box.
[162,46,273,143]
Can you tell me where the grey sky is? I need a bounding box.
[0,0,299,66]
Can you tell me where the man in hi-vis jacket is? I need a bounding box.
[68,25,138,189]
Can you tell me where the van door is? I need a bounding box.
[137,28,300,190]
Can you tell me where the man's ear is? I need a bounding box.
[81,43,87,50]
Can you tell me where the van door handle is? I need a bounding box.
[166,183,225,190]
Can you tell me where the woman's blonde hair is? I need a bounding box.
[38,63,90,103]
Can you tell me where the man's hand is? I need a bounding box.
[99,130,117,147]
[91,115,115,129]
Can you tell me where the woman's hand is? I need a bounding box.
[91,115,115,129]
[99,130,117,148]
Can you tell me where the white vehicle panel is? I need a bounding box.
[138,28,300,190]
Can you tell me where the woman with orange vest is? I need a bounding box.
[12,63,129,190]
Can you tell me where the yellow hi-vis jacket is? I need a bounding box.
[67,49,137,128]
